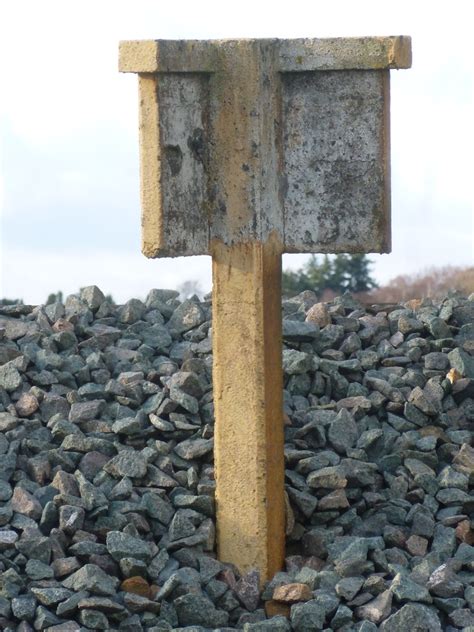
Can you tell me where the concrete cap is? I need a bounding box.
[119,36,411,73]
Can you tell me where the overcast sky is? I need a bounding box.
[1,0,472,303]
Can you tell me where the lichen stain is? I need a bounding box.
[187,128,206,164]
[164,145,183,176]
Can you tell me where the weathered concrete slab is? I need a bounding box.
[120,36,411,257]
[139,73,210,257]
[282,70,390,252]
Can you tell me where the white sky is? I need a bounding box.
[1,0,473,303]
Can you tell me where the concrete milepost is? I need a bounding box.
[119,37,412,583]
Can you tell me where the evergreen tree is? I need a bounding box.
[329,254,350,292]
[306,255,333,291]
[282,254,377,297]
[46,291,63,304]
[343,254,378,293]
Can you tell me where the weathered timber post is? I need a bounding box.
[119,36,411,582]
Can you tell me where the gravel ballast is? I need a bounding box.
[0,286,473,631]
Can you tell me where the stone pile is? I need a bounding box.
[0,286,473,631]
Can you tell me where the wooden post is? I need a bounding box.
[119,36,411,582]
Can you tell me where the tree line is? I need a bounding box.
[282,254,377,297]
[1,260,472,306]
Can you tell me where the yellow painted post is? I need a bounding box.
[212,238,285,581]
